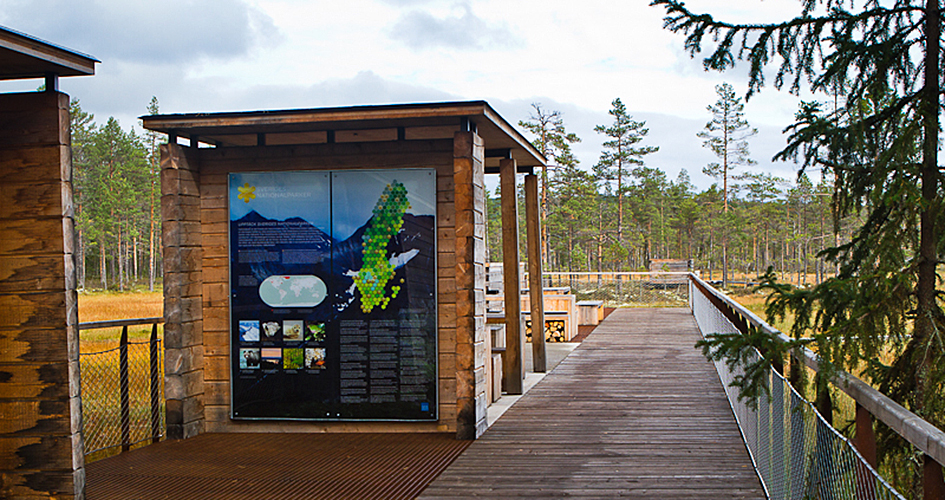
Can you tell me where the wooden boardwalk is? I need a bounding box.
[419,308,765,499]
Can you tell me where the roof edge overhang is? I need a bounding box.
[0,25,98,80]
[141,100,547,168]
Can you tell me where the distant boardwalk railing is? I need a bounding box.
[690,274,945,499]
[79,318,164,460]
[542,271,691,307]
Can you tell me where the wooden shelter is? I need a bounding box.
[141,101,547,441]
[0,26,97,499]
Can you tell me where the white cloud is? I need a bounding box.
[0,0,814,192]
[389,2,522,50]
[0,0,282,64]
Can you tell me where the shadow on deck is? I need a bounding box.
[86,308,762,499]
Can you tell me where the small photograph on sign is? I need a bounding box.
[283,320,303,341]
[305,321,326,343]
[283,348,304,370]
[240,348,260,369]
[260,348,282,370]
[239,320,260,342]
[305,347,326,370]
[261,321,281,341]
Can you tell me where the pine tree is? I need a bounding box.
[653,0,945,491]
[143,97,163,291]
[518,104,581,266]
[698,82,756,288]
[594,98,658,266]
[698,82,757,213]
[70,99,96,290]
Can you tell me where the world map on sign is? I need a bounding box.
[259,275,328,308]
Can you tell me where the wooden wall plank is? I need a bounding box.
[0,92,69,147]
[0,328,68,363]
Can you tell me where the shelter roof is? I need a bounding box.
[0,25,97,80]
[140,101,547,168]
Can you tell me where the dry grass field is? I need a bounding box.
[79,290,163,351]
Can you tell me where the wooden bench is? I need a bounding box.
[577,300,604,326]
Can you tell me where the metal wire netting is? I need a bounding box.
[542,272,690,307]
[691,282,905,500]
[80,339,164,456]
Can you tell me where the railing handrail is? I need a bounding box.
[78,317,164,330]
[688,272,945,469]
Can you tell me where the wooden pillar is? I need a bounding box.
[524,173,545,372]
[161,143,205,440]
[854,403,878,468]
[0,91,84,498]
[499,158,524,394]
[453,132,488,439]
[926,455,944,500]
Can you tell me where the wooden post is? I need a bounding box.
[119,326,131,452]
[926,455,944,500]
[854,403,878,468]
[161,143,205,440]
[149,322,161,444]
[524,173,546,372]
[453,131,488,438]
[815,374,833,425]
[499,158,524,394]
[0,91,84,498]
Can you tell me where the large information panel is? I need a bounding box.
[228,169,437,421]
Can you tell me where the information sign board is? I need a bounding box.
[228,169,437,420]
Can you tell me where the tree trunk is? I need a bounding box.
[77,229,85,290]
[100,240,107,290]
[118,222,124,292]
[914,0,941,414]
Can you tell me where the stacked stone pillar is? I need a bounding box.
[161,143,205,440]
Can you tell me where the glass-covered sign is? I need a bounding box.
[228,169,437,420]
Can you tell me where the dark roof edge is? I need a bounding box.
[141,100,547,165]
[0,25,98,79]
[139,100,491,123]
[479,101,547,166]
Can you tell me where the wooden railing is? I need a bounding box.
[689,274,945,499]
[78,317,164,455]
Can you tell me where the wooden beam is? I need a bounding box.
[524,173,545,372]
[499,157,523,394]
[44,73,58,92]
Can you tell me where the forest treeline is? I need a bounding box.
[488,97,846,288]
[70,98,162,292]
[71,93,840,291]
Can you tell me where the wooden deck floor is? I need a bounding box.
[419,308,765,499]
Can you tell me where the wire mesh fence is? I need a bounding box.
[541,272,690,307]
[690,280,905,500]
[79,320,164,459]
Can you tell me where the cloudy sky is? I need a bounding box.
[0,0,821,191]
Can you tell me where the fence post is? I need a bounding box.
[854,403,877,467]
[150,322,161,444]
[119,325,131,452]
[925,455,944,500]
[814,372,835,500]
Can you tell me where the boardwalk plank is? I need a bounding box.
[418,308,765,499]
